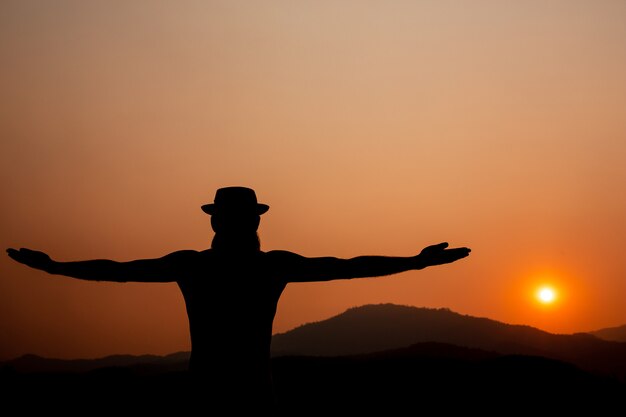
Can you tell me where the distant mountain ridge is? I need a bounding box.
[590,324,626,342]
[5,304,626,378]
[271,303,626,376]
[3,305,625,413]
[2,351,189,374]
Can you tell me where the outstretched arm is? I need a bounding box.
[273,242,471,283]
[6,248,193,283]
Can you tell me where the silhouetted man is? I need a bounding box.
[7,186,471,411]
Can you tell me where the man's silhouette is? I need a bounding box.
[7,186,470,410]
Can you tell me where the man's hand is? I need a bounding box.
[416,242,471,269]
[6,248,55,272]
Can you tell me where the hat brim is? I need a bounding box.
[201,203,269,215]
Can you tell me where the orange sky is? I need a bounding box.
[1,1,626,360]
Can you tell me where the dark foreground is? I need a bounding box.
[2,347,624,415]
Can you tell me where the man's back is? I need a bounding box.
[175,250,287,405]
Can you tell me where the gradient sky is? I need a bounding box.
[1,1,626,360]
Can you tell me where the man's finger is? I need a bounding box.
[447,247,471,258]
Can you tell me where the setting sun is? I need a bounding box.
[537,286,557,304]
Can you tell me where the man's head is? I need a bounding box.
[202,187,269,251]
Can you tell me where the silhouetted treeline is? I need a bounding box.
[2,344,623,415]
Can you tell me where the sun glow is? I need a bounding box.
[537,286,557,304]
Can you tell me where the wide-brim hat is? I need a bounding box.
[201,186,269,215]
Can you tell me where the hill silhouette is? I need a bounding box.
[590,324,626,342]
[3,351,189,374]
[5,303,626,378]
[271,303,626,377]
[3,305,626,414]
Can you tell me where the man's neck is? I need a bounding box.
[211,232,261,254]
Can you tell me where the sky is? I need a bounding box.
[1,0,625,360]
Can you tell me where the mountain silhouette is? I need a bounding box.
[590,324,626,342]
[271,303,626,376]
[6,304,626,378]
[3,306,625,414]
